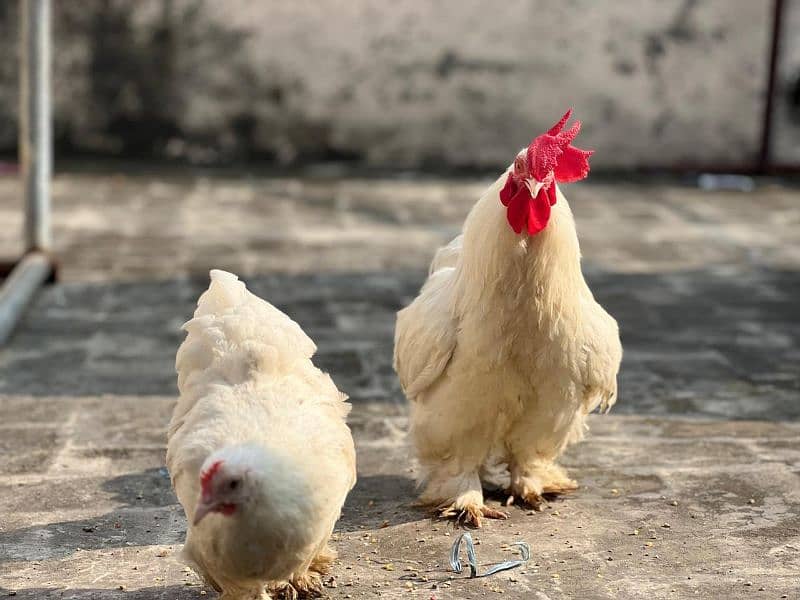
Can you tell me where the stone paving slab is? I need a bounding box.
[1,397,799,600]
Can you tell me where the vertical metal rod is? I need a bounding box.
[759,0,785,173]
[20,0,52,252]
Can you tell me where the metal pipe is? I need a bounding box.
[0,252,51,345]
[1,1,55,347]
[759,0,785,173]
[20,0,52,252]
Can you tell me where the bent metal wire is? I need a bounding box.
[449,532,530,579]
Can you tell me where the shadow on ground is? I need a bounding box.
[0,472,422,564]
[340,474,419,532]
[0,469,182,562]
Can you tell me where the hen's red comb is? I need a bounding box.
[200,460,223,496]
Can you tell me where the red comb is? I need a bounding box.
[200,460,223,497]
[500,109,593,235]
[547,108,573,136]
[527,109,592,182]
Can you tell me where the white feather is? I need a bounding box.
[167,270,356,597]
[394,168,622,517]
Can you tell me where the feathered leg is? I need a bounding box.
[419,466,507,527]
[506,387,584,509]
[411,401,507,526]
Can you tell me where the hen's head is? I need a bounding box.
[193,456,252,525]
[500,109,593,235]
[192,445,313,528]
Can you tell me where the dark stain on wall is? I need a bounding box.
[88,1,180,156]
[435,50,516,79]
[614,59,638,76]
[789,72,800,124]
[665,0,701,42]
[643,34,667,75]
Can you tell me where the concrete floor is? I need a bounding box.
[0,169,799,599]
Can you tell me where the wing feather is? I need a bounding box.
[394,255,460,399]
[578,295,622,414]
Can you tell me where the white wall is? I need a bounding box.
[0,0,790,169]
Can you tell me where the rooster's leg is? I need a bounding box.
[508,461,577,510]
[505,396,581,510]
[419,468,507,528]
[410,382,505,527]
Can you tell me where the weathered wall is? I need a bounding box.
[0,0,786,169]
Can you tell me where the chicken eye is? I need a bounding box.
[229,479,239,490]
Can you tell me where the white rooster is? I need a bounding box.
[167,270,356,599]
[394,110,622,527]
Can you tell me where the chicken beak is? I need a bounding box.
[192,500,215,525]
[525,178,546,198]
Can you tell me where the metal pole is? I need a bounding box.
[0,252,51,345]
[20,0,52,251]
[759,0,785,173]
[0,0,54,346]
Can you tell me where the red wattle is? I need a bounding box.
[499,174,518,207]
[506,186,529,234]
[526,190,552,235]
[218,503,237,516]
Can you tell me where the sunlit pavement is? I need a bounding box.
[1,170,798,598]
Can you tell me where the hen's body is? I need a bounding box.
[167,270,356,598]
[394,173,621,523]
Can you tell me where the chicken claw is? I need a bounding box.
[519,492,545,512]
[273,583,298,600]
[439,503,508,528]
[273,570,324,600]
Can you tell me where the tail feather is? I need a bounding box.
[193,269,246,318]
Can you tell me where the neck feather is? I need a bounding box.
[454,178,586,328]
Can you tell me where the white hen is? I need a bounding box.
[394,110,622,527]
[167,270,356,599]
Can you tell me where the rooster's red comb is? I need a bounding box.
[527,108,593,183]
[547,108,573,136]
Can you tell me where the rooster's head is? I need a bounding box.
[500,109,593,235]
